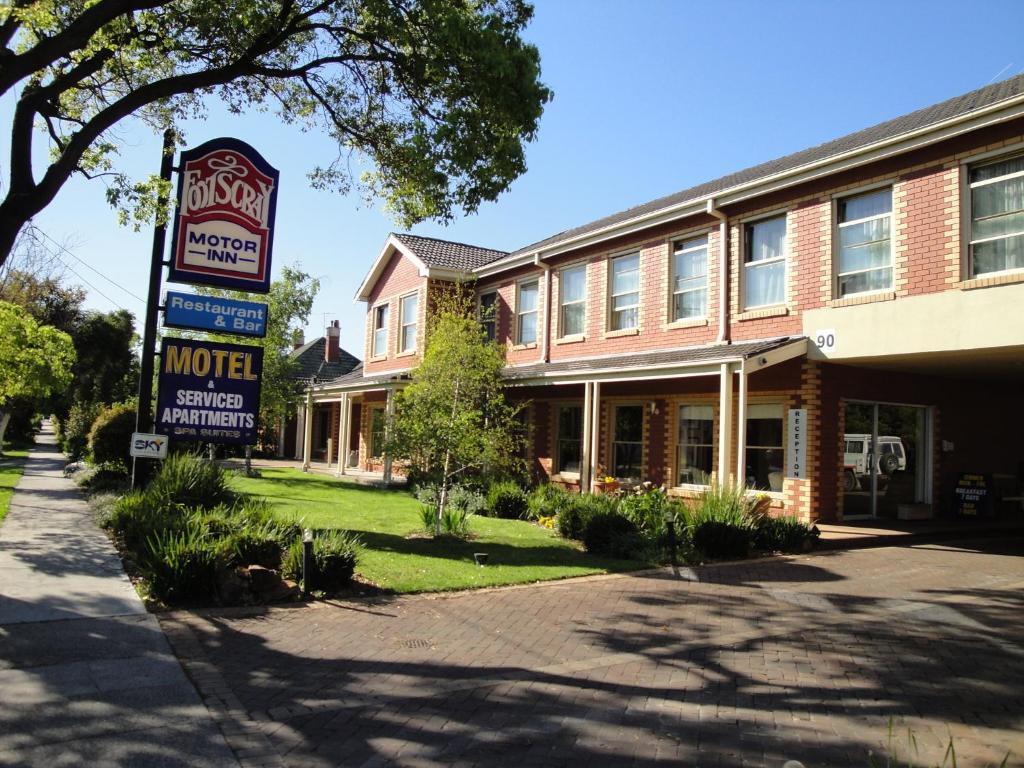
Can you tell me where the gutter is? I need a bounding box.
[706,199,729,344]
[536,253,551,363]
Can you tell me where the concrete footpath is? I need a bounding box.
[0,424,238,767]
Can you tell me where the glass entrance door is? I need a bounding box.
[842,401,929,519]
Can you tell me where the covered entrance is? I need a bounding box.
[842,401,931,520]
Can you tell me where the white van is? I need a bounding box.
[843,434,907,491]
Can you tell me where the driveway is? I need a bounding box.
[162,537,1024,767]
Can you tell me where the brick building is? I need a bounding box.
[295,76,1024,523]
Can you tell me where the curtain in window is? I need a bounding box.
[972,157,1024,275]
[677,404,713,485]
[838,189,892,296]
[673,237,708,320]
[611,254,640,330]
[561,266,586,336]
[745,403,783,491]
[518,282,538,344]
[400,294,418,352]
[745,218,786,307]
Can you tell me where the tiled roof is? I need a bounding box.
[290,337,360,382]
[393,233,509,272]
[503,337,802,381]
[508,74,1024,258]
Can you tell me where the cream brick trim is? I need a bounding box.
[957,271,1024,289]
[827,291,896,308]
[736,305,789,321]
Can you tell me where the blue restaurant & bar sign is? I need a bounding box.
[156,337,263,445]
[163,290,267,338]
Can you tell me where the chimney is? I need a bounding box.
[325,319,341,363]
[291,328,305,350]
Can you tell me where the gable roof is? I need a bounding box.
[290,337,361,382]
[392,233,508,271]
[355,232,508,300]
[502,73,1024,261]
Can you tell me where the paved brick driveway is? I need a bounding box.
[161,537,1024,767]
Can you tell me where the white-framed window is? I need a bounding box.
[609,252,640,330]
[743,216,786,308]
[559,264,587,337]
[479,290,497,342]
[671,235,708,320]
[372,303,389,357]
[968,153,1024,276]
[676,404,713,486]
[837,188,893,297]
[612,404,643,480]
[399,292,418,353]
[556,404,583,474]
[745,403,784,492]
[516,279,539,345]
[370,407,386,458]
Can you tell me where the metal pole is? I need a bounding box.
[132,128,175,491]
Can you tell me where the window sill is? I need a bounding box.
[554,334,586,345]
[736,305,789,321]
[958,271,1024,290]
[827,291,895,308]
[666,317,709,330]
[396,350,417,358]
[604,327,640,339]
[511,342,538,351]
[368,355,388,363]
[553,472,581,483]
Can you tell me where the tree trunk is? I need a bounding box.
[0,209,26,269]
[0,411,10,456]
[436,448,451,537]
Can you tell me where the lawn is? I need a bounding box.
[0,449,29,525]
[234,468,645,593]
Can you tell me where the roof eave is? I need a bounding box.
[479,94,1024,273]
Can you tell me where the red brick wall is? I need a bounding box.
[364,252,427,375]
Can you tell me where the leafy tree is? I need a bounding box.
[183,266,320,449]
[388,288,521,535]
[0,268,85,332]
[0,301,76,453]
[0,0,552,264]
[67,309,139,406]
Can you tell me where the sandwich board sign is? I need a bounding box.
[156,337,263,445]
[130,433,169,459]
[163,290,268,338]
[168,138,279,294]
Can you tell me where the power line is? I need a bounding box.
[32,227,147,305]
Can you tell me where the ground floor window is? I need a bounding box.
[612,404,644,480]
[370,407,386,458]
[677,404,713,485]
[745,403,784,491]
[557,404,583,474]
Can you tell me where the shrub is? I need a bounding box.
[620,486,676,538]
[60,401,101,460]
[87,402,136,468]
[144,453,237,509]
[581,511,642,558]
[441,505,472,538]
[105,491,182,554]
[486,480,528,519]
[447,485,487,517]
[282,530,361,592]
[419,504,437,534]
[752,515,819,553]
[557,493,618,540]
[681,483,753,529]
[693,520,752,560]
[526,483,574,520]
[141,522,220,602]
[76,462,130,495]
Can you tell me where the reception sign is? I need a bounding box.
[168,138,278,293]
[156,338,263,445]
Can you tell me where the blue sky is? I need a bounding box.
[5,0,1024,357]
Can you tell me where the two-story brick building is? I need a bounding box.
[297,75,1024,523]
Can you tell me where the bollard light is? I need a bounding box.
[302,529,314,598]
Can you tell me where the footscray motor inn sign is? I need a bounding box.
[168,137,279,294]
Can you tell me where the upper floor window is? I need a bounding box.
[744,216,786,308]
[559,264,587,337]
[372,304,389,357]
[672,235,708,320]
[837,188,893,297]
[557,404,583,474]
[609,252,640,330]
[399,293,418,353]
[517,280,539,345]
[479,290,497,342]
[677,404,713,486]
[969,154,1024,276]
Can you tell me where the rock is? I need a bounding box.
[216,566,249,605]
[243,565,299,603]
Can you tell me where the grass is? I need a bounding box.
[234,468,645,593]
[0,449,29,526]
